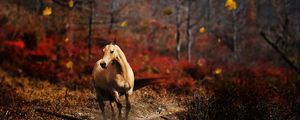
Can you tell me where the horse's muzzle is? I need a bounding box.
[100,62,107,69]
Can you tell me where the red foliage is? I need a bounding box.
[136,72,162,78]
[150,56,173,74]
[0,21,294,93]
[130,63,140,72]
[179,60,194,69]
[252,63,289,81]
[179,60,209,80]
[26,39,55,59]
[0,36,99,87]
[2,40,25,49]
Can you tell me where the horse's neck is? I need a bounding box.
[116,49,131,79]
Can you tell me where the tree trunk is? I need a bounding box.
[246,0,257,41]
[87,0,94,59]
[247,0,256,24]
[205,0,211,30]
[187,0,193,62]
[37,0,43,14]
[108,0,116,34]
[261,32,300,74]
[233,10,238,61]
[175,0,181,60]
[67,5,74,42]
[109,13,114,34]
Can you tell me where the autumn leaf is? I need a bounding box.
[225,0,237,11]
[217,38,222,43]
[66,60,73,69]
[197,58,206,67]
[120,21,127,27]
[162,7,172,16]
[64,38,70,43]
[199,27,206,33]
[43,7,52,16]
[68,0,74,8]
[214,68,222,75]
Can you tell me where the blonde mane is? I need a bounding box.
[113,45,134,94]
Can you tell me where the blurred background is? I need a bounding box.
[0,0,300,119]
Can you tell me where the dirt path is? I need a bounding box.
[0,69,187,120]
[53,89,186,120]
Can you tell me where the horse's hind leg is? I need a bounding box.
[125,93,131,120]
[112,91,122,119]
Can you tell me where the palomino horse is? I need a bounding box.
[93,42,134,120]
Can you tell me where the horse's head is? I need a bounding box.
[99,42,120,69]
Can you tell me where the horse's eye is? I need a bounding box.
[110,51,114,54]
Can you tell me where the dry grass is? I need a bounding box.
[0,69,188,120]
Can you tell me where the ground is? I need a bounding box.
[0,68,188,120]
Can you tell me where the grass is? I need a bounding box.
[0,69,188,120]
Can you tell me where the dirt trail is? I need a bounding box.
[0,69,187,120]
[54,89,186,120]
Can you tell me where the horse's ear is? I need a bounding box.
[112,40,117,45]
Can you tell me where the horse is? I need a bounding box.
[92,42,134,120]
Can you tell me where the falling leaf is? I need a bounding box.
[217,38,222,43]
[68,0,74,8]
[199,27,206,33]
[64,38,70,43]
[205,76,213,81]
[66,60,73,69]
[43,7,52,16]
[144,55,149,61]
[162,7,172,16]
[197,58,206,67]
[214,68,222,75]
[225,0,237,11]
[121,21,127,27]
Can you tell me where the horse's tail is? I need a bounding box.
[133,77,166,91]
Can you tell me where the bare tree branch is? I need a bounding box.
[260,32,300,74]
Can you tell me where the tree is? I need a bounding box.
[186,0,193,62]
[204,0,212,31]
[260,0,300,74]
[107,0,128,34]
[225,0,238,60]
[87,0,95,58]
[175,0,182,60]
[247,0,256,24]
[173,0,204,62]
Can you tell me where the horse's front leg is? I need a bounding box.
[109,100,116,120]
[125,93,131,120]
[112,90,122,119]
[95,88,106,119]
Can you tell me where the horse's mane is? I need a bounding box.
[114,45,128,62]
